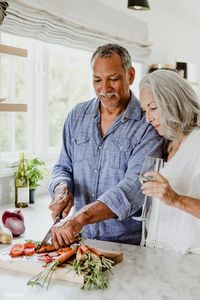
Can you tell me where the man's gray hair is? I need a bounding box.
[139,69,200,141]
[91,43,132,71]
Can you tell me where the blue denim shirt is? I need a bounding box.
[49,93,164,245]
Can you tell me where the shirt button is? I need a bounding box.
[98,146,101,150]
[94,169,98,173]
[92,194,95,197]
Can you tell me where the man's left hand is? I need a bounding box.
[50,215,82,249]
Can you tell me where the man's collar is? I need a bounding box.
[121,92,142,121]
[86,91,142,121]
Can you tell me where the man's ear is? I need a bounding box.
[128,67,135,85]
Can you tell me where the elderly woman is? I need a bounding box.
[139,69,200,254]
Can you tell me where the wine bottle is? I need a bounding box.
[15,153,29,208]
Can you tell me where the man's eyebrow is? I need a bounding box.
[93,73,120,78]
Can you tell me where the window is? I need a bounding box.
[0,32,143,165]
[0,34,28,155]
[48,46,93,151]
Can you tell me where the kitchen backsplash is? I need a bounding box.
[0,176,15,205]
[0,174,51,205]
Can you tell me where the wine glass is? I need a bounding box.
[132,156,164,245]
[133,156,164,221]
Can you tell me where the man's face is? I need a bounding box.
[92,53,135,110]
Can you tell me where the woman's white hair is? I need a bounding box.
[139,69,200,141]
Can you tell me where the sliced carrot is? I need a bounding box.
[36,245,56,253]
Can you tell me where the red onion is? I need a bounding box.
[2,209,24,225]
[4,217,25,237]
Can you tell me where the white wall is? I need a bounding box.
[98,0,200,93]
[135,1,200,67]
[98,1,200,64]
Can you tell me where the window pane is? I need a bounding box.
[49,46,92,148]
[0,33,29,155]
[15,61,27,102]
[15,113,27,151]
[0,114,10,152]
[0,57,11,100]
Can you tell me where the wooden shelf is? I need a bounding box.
[0,103,27,112]
[0,44,27,57]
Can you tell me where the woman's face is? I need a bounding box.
[140,86,163,135]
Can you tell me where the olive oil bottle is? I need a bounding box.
[15,153,29,208]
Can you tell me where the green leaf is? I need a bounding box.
[25,157,49,189]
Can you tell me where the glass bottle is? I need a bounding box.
[15,153,29,208]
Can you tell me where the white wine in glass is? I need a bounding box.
[133,156,163,246]
[133,156,164,222]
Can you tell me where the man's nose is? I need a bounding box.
[101,80,111,93]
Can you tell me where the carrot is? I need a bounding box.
[80,242,90,254]
[76,246,82,260]
[76,246,87,261]
[56,246,78,264]
[36,245,56,253]
[56,247,71,254]
[87,246,103,257]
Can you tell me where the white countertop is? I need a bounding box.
[0,195,200,300]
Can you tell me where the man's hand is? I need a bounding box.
[50,200,116,249]
[51,215,82,249]
[49,182,74,220]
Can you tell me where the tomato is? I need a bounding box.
[24,247,35,256]
[10,244,24,257]
[23,242,37,249]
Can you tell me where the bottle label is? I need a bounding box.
[17,187,29,204]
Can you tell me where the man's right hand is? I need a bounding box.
[49,182,74,220]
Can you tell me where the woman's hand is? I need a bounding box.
[141,171,180,207]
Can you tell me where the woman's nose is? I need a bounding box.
[146,111,153,124]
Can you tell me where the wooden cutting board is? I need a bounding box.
[0,245,123,285]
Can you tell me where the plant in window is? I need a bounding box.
[25,158,49,203]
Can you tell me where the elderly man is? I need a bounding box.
[49,43,163,248]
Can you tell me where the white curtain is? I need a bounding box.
[2,0,151,61]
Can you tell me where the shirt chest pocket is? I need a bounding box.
[111,138,137,170]
[73,133,90,162]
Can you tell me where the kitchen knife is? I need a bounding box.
[40,213,63,247]
[40,189,66,247]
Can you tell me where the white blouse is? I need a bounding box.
[146,128,200,254]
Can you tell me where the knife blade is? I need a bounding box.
[40,190,67,247]
[40,213,62,247]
